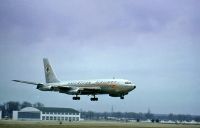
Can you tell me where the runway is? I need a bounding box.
[0,120,200,128]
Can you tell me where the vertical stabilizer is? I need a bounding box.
[43,58,60,83]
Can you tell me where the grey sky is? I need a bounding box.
[0,0,200,115]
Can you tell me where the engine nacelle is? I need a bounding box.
[36,84,53,91]
[66,88,80,95]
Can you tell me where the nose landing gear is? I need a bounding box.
[120,95,124,99]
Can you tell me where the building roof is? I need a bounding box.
[37,107,79,113]
[20,107,40,112]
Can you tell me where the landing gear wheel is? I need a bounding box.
[90,95,98,101]
[72,96,80,100]
[90,97,98,101]
[120,96,124,99]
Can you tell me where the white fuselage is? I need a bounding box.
[46,79,136,97]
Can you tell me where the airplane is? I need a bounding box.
[12,58,136,101]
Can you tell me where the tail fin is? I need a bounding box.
[43,58,60,83]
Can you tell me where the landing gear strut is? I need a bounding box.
[72,95,80,100]
[90,95,98,101]
[120,95,124,99]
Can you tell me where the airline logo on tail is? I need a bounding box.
[46,65,50,73]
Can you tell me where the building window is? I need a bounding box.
[76,117,79,121]
[42,112,45,114]
[65,117,68,121]
[54,116,56,120]
[73,117,75,121]
[69,117,71,122]
[42,116,45,120]
[57,117,60,121]
[61,117,64,121]
[46,116,49,120]
[50,116,53,120]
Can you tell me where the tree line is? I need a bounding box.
[81,111,200,122]
[0,101,200,122]
[0,101,44,119]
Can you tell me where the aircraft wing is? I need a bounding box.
[76,86,101,94]
[12,80,41,85]
[57,86,101,94]
[57,86,72,92]
[78,86,101,91]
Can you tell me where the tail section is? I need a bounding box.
[43,58,60,83]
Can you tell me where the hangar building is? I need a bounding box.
[13,107,80,121]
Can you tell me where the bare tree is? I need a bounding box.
[33,102,44,108]
[21,101,32,108]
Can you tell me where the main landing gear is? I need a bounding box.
[72,95,80,100]
[90,95,98,101]
[120,95,124,99]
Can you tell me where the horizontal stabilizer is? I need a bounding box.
[12,80,41,85]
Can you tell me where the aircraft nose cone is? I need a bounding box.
[129,85,136,91]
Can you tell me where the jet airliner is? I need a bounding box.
[13,58,136,101]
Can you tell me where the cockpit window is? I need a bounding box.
[125,81,131,84]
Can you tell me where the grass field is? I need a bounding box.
[0,120,200,128]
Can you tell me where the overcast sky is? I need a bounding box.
[0,0,200,115]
